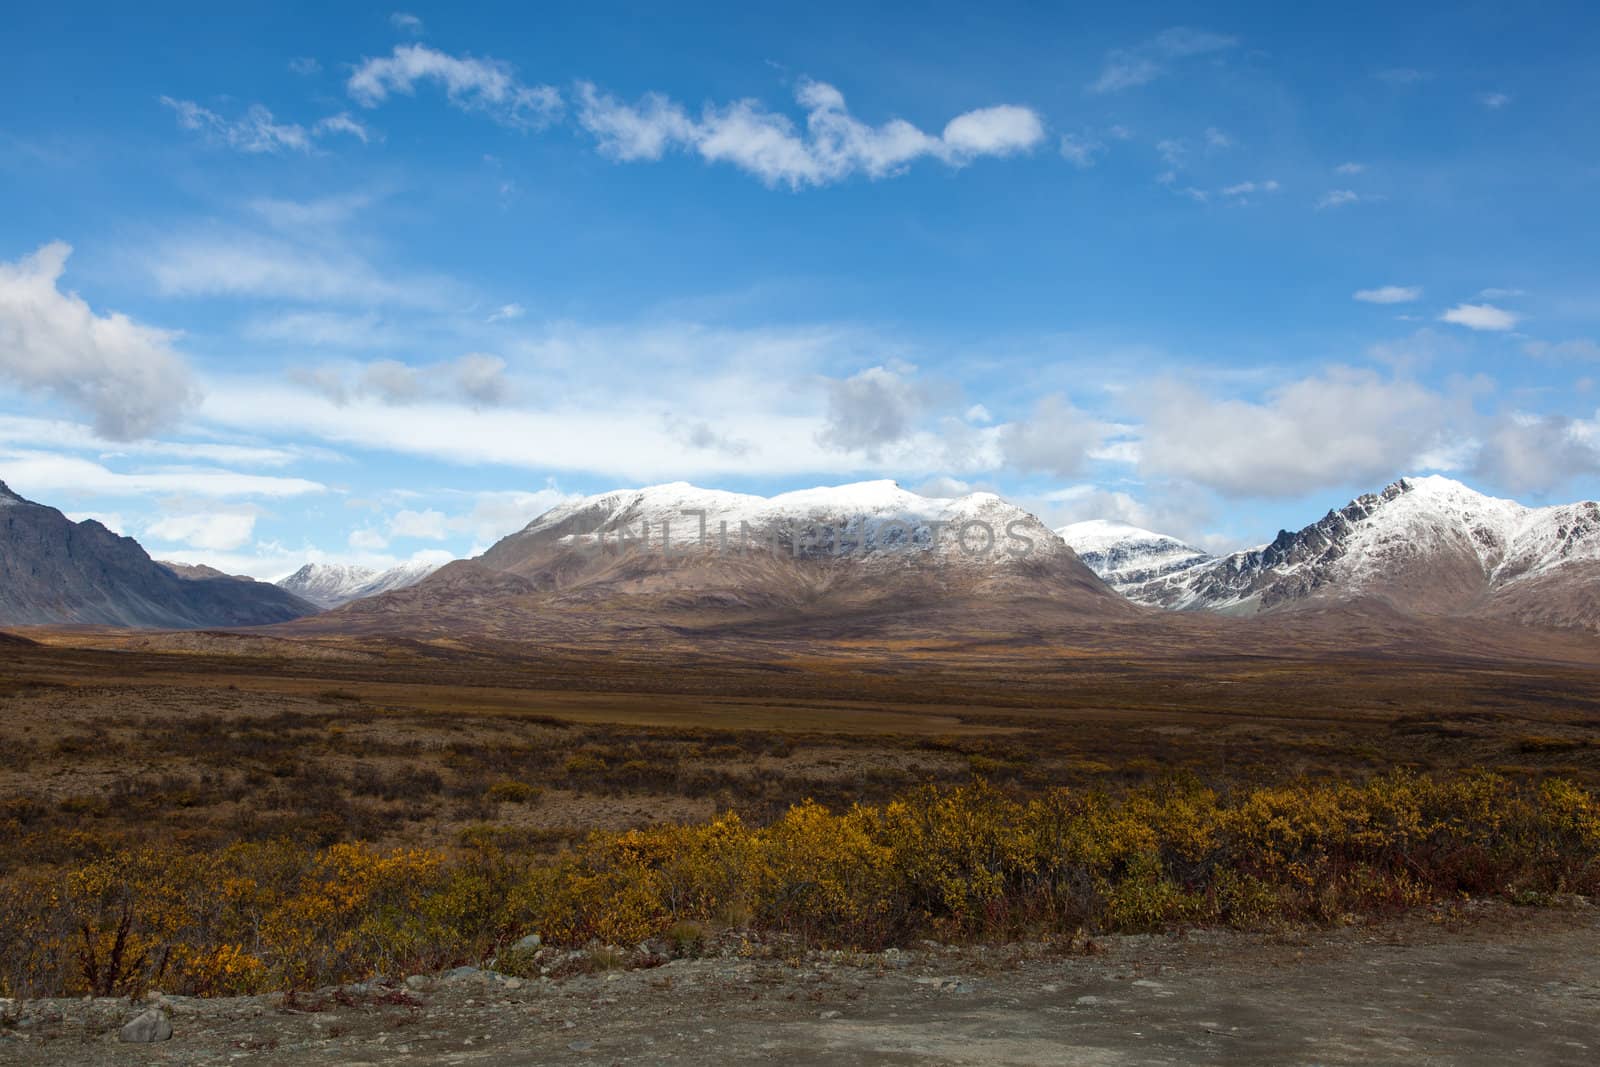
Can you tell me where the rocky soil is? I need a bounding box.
[4,901,1597,1066]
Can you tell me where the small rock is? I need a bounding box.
[820,1010,842,1020]
[569,1040,595,1051]
[119,1008,173,1043]
[512,934,542,952]
[404,974,433,991]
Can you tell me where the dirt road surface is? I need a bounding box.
[4,903,1596,1065]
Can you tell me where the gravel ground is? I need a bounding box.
[4,901,1597,1066]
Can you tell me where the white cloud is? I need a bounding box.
[576,78,1044,189]
[1475,412,1600,494]
[997,394,1107,478]
[389,507,448,539]
[1354,285,1422,304]
[311,113,375,144]
[487,302,525,323]
[1204,127,1233,149]
[1478,91,1511,110]
[390,12,424,35]
[454,353,510,406]
[0,414,309,467]
[1155,139,1186,165]
[296,354,512,407]
[1440,303,1520,331]
[0,242,198,439]
[1219,179,1280,198]
[1315,189,1363,210]
[1135,368,1463,496]
[146,511,258,551]
[443,488,575,544]
[1088,27,1238,94]
[1059,133,1103,168]
[145,230,456,308]
[349,527,389,551]
[288,57,321,76]
[816,364,927,453]
[0,449,324,498]
[160,97,369,153]
[1334,161,1365,175]
[1524,338,1600,361]
[347,44,561,129]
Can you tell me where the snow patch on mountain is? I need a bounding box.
[277,559,447,609]
[500,480,1072,564]
[1057,520,1211,585]
[1115,476,1600,615]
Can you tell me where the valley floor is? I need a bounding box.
[3,901,1596,1065]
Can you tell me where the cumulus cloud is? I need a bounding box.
[816,364,927,452]
[390,12,424,35]
[576,78,1044,189]
[0,242,199,439]
[1478,91,1511,110]
[454,353,511,406]
[1088,27,1238,94]
[1474,413,1600,494]
[160,97,371,153]
[145,511,257,551]
[1440,303,1520,331]
[347,44,561,128]
[1135,368,1462,497]
[997,395,1106,479]
[1354,285,1422,304]
[389,507,448,540]
[349,527,389,551]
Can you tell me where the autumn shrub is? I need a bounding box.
[2,771,1597,998]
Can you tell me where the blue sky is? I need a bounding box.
[3,2,1600,577]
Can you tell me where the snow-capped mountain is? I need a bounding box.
[1057,520,1212,589]
[304,481,1130,630]
[1105,476,1600,629]
[482,480,1078,571]
[277,559,446,609]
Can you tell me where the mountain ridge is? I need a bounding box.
[0,481,318,629]
[1069,476,1600,630]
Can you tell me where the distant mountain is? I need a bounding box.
[277,558,446,609]
[1057,520,1211,588]
[0,480,318,629]
[301,481,1130,634]
[160,560,236,581]
[1088,477,1600,631]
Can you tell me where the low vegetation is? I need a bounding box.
[2,771,1596,998]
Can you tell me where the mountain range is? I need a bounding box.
[1057,476,1600,632]
[0,480,316,628]
[5,473,1600,640]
